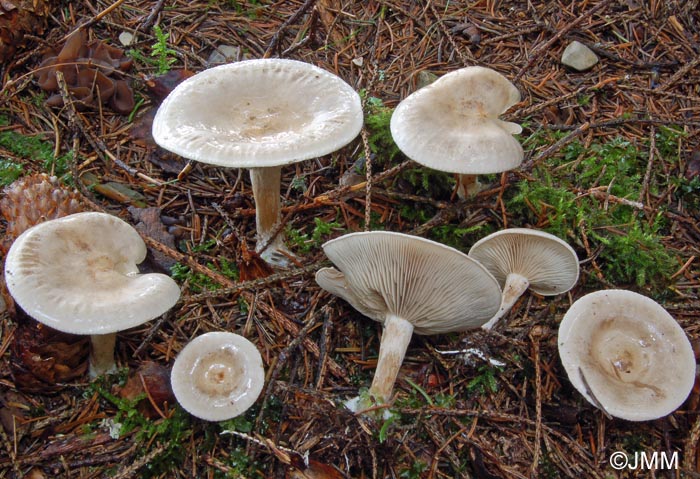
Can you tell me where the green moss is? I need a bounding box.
[505,130,681,293]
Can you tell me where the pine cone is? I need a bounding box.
[1,173,85,253]
[10,309,89,393]
[1,173,85,316]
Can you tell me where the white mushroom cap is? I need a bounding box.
[390,66,523,174]
[558,289,695,421]
[151,58,363,168]
[4,212,181,334]
[316,231,502,333]
[171,332,265,421]
[468,228,579,296]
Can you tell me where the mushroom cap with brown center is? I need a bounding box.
[389,65,523,175]
[468,228,579,296]
[316,231,502,334]
[4,212,181,334]
[152,58,363,168]
[171,332,265,421]
[558,289,695,421]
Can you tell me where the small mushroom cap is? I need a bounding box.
[558,290,695,421]
[4,212,180,334]
[390,66,523,174]
[171,332,265,421]
[468,228,579,296]
[152,58,363,168]
[316,231,502,334]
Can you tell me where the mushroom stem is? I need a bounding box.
[89,333,118,378]
[455,174,483,198]
[369,314,415,404]
[481,272,530,330]
[249,166,293,266]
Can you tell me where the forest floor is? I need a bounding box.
[0,0,699,478]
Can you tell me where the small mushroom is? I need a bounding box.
[390,66,523,197]
[558,289,695,421]
[316,231,501,408]
[3,212,181,377]
[170,331,265,421]
[469,228,579,330]
[152,59,363,266]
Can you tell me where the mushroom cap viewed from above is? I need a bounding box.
[316,231,503,334]
[390,65,523,175]
[171,331,265,421]
[468,228,579,297]
[151,58,364,168]
[558,289,695,421]
[4,211,181,335]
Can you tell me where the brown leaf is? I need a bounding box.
[0,0,49,63]
[686,147,700,180]
[0,389,29,438]
[286,459,345,479]
[145,69,195,102]
[239,241,274,281]
[128,206,178,271]
[118,361,174,419]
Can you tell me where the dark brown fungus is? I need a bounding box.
[35,30,135,114]
[110,79,136,114]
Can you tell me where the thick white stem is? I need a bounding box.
[481,272,530,331]
[249,166,292,266]
[89,332,118,378]
[368,314,415,404]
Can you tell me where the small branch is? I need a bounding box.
[514,0,614,82]
[264,0,318,57]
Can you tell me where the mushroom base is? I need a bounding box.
[89,332,118,378]
[455,174,483,199]
[249,166,296,268]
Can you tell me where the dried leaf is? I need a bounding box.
[239,241,274,281]
[128,206,178,271]
[118,361,174,419]
[145,69,195,102]
[286,459,345,479]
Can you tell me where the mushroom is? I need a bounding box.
[170,331,265,421]
[558,289,695,421]
[468,228,579,330]
[390,66,523,197]
[3,212,181,377]
[315,231,502,408]
[152,59,363,266]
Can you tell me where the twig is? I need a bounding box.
[514,0,614,82]
[264,0,318,57]
[312,159,414,203]
[110,443,169,479]
[54,72,163,186]
[69,0,129,34]
[658,56,700,92]
[639,125,656,203]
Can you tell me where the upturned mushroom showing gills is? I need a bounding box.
[152,58,363,267]
[390,66,523,197]
[469,228,579,330]
[558,289,695,421]
[4,212,181,377]
[315,231,502,409]
[171,332,265,421]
